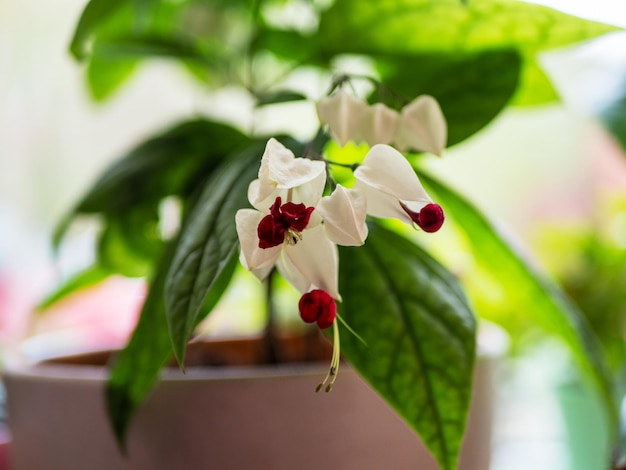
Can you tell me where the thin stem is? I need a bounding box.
[262,269,279,364]
[324,159,359,171]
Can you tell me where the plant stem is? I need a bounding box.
[262,269,279,364]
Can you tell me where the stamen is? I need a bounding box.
[285,228,303,245]
[316,319,341,393]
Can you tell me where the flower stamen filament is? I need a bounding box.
[285,228,303,245]
[316,319,341,393]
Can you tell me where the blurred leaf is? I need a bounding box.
[165,143,262,365]
[87,54,137,101]
[417,168,617,431]
[54,119,250,248]
[106,144,261,447]
[317,0,619,105]
[106,238,176,449]
[92,35,214,64]
[598,77,626,154]
[70,0,128,60]
[98,207,163,278]
[372,49,521,146]
[338,222,475,470]
[252,28,317,63]
[36,264,112,312]
[255,89,308,106]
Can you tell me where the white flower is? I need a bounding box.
[316,92,447,156]
[355,103,400,146]
[236,139,369,300]
[353,144,444,232]
[394,95,447,156]
[317,185,368,246]
[316,91,368,146]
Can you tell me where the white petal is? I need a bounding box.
[284,224,340,300]
[254,138,326,206]
[235,209,280,273]
[317,185,368,246]
[353,144,431,204]
[248,172,326,216]
[355,103,400,146]
[316,91,368,146]
[395,95,447,156]
[276,252,312,295]
[354,180,413,224]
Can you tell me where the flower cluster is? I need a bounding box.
[316,90,447,156]
[235,90,447,390]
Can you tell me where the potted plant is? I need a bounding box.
[3,1,623,469]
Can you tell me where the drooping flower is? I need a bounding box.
[316,91,368,146]
[298,289,336,329]
[316,91,447,156]
[354,144,445,232]
[394,95,447,156]
[236,138,368,300]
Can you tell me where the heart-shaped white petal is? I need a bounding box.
[283,224,340,300]
[395,95,447,156]
[235,209,281,273]
[316,91,368,146]
[353,144,432,224]
[317,185,368,246]
[356,103,400,146]
[254,138,326,206]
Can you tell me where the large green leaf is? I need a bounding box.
[338,222,476,470]
[70,0,128,60]
[87,54,137,101]
[106,239,177,449]
[106,144,263,446]
[54,119,250,248]
[164,143,263,365]
[317,0,619,105]
[97,206,163,278]
[417,169,617,430]
[91,35,214,63]
[372,49,521,146]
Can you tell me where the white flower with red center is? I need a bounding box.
[354,144,445,232]
[316,91,447,156]
[235,138,368,302]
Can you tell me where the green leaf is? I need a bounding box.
[69,0,128,60]
[417,168,617,431]
[36,264,111,312]
[371,49,521,146]
[598,84,626,155]
[54,119,250,248]
[87,54,137,101]
[164,143,263,365]
[92,35,215,64]
[255,89,308,106]
[317,0,619,105]
[338,222,476,470]
[97,207,163,278]
[106,240,176,449]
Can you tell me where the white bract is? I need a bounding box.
[316,91,447,156]
[354,144,434,225]
[236,139,368,300]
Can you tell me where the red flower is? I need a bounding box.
[298,289,337,329]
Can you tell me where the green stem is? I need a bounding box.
[262,269,279,363]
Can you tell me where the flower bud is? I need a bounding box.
[417,203,445,233]
[298,289,337,329]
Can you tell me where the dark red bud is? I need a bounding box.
[417,203,444,233]
[257,214,285,248]
[257,197,315,249]
[298,290,337,330]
